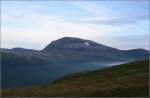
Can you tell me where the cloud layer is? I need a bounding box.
[73,1,149,25]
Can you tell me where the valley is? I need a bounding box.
[2,60,149,97]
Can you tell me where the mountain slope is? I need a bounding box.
[1,37,149,88]
[2,60,149,97]
[43,37,149,62]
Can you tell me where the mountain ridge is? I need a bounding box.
[1,37,149,88]
[1,37,149,52]
[43,37,112,49]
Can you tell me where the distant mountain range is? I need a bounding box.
[1,37,149,88]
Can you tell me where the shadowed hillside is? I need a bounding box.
[2,59,149,97]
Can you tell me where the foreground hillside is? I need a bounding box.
[2,60,149,97]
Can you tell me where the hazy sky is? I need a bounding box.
[1,0,149,50]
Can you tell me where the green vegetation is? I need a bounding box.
[2,60,149,97]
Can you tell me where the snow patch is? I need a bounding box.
[84,42,90,46]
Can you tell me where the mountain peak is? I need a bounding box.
[43,37,99,51]
[42,37,120,52]
[54,37,84,43]
[60,36,80,40]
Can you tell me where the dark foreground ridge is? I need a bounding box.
[2,59,149,97]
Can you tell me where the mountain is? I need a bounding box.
[1,37,149,88]
[2,60,149,97]
[43,37,148,61]
[43,37,116,50]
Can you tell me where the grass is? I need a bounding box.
[1,59,149,97]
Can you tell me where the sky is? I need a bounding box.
[1,0,150,50]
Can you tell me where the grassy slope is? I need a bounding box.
[2,60,149,97]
